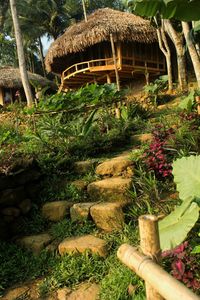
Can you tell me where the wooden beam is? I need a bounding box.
[110,33,120,91]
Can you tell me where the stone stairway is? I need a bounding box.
[3,150,138,299]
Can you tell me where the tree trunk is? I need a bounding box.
[164,20,187,91]
[156,22,173,92]
[9,0,34,107]
[38,36,46,77]
[182,21,200,88]
[0,0,9,32]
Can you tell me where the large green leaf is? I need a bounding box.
[173,156,200,199]
[131,0,200,21]
[159,197,199,250]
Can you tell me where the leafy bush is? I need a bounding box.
[143,125,174,179]
[144,75,168,106]
[39,83,123,111]
[162,241,200,292]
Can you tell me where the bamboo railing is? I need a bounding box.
[117,215,199,300]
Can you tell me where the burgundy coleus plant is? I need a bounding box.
[162,241,200,292]
[143,125,174,179]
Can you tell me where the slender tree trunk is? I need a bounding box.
[38,37,46,77]
[82,0,87,22]
[164,20,187,91]
[192,22,200,58]
[156,22,173,92]
[9,0,34,107]
[182,21,200,88]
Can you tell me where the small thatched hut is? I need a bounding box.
[45,8,166,90]
[0,67,56,106]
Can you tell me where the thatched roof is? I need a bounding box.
[0,67,56,89]
[45,8,158,73]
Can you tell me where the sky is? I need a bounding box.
[41,35,53,55]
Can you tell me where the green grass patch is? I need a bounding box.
[50,219,96,241]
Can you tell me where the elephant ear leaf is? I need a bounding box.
[159,197,199,251]
[172,156,200,200]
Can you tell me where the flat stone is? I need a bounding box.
[133,133,153,144]
[90,202,125,231]
[2,207,20,217]
[87,177,132,202]
[70,202,97,221]
[96,155,133,177]
[18,198,32,214]
[57,288,71,300]
[71,180,88,191]
[0,187,26,207]
[42,201,73,222]
[74,161,95,175]
[17,233,52,254]
[58,234,107,257]
[66,283,99,300]
[1,286,29,300]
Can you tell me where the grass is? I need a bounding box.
[0,242,56,295]
[50,219,96,241]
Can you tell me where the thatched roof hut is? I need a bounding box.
[0,67,56,89]
[45,8,165,89]
[45,8,158,74]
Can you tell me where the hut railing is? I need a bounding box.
[117,215,199,300]
[62,55,165,81]
[62,57,120,79]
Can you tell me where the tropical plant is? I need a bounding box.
[144,75,168,106]
[158,155,200,251]
[178,91,196,112]
[162,241,200,291]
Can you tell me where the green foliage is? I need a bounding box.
[173,155,200,199]
[129,0,200,21]
[0,242,55,295]
[39,83,123,111]
[100,260,144,300]
[144,75,168,106]
[159,197,199,250]
[50,219,96,241]
[39,252,108,295]
[178,91,195,111]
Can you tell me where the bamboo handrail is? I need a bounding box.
[117,244,199,300]
[61,55,165,83]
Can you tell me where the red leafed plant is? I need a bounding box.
[143,125,174,179]
[162,241,200,292]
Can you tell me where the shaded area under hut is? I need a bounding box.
[45,8,166,90]
[0,67,57,106]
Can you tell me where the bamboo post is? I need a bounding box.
[110,33,120,91]
[117,244,199,300]
[139,215,164,300]
[82,0,87,22]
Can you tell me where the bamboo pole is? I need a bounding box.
[117,244,199,300]
[82,0,87,22]
[139,215,164,300]
[110,33,120,91]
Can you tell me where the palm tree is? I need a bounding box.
[9,0,33,107]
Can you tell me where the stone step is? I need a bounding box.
[16,233,52,254]
[42,201,74,222]
[58,234,107,257]
[70,202,97,221]
[87,177,132,202]
[90,202,125,232]
[95,155,134,177]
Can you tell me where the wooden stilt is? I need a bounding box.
[139,215,164,300]
[110,33,120,91]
